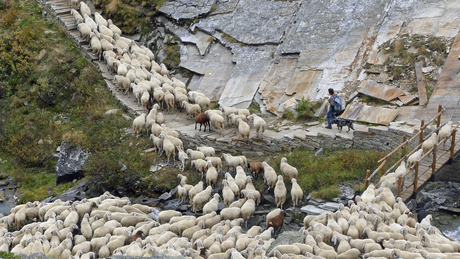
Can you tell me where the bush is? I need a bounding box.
[294,98,314,120]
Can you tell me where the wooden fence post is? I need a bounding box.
[414,161,419,192]
[380,152,385,176]
[432,143,437,176]
[449,129,457,164]
[419,120,425,145]
[401,136,406,160]
[398,176,402,198]
[365,169,370,189]
[436,105,442,134]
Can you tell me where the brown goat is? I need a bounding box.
[124,230,144,245]
[267,210,284,233]
[247,162,264,179]
[195,113,210,132]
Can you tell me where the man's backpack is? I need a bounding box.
[333,95,342,112]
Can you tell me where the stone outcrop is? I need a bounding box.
[55,142,90,185]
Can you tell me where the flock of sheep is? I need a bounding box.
[34,2,460,259]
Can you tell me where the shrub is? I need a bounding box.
[295,97,314,120]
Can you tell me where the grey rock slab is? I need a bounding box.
[319,202,341,212]
[300,205,328,215]
[159,16,212,56]
[196,0,300,45]
[55,142,90,185]
[180,42,234,102]
[159,0,217,21]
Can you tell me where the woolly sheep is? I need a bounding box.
[225,173,240,196]
[205,161,218,187]
[241,176,261,205]
[191,159,207,178]
[247,114,266,138]
[160,132,176,165]
[79,1,91,17]
[262,162,278,191]
[141,91,150,113]
[164,90,175,114]
[228,114,247,127]
[222,154,245,172]
[205,156,222,173]
[177,147,189,172]
[189,181,204,202]
[202,194,220,215]
[291,178,303,207]
[94,12,108,27]
[114,75,130,95]
[234,166,247,190]
[192,186,212,212]
[220,207,241,220]
[422,133,437,154]
[132,113,146,137]
[438,121,453,145]
[247,161,263,179]
[71,9,83,24]
[187,149,206,161]
[274,175,287,209]
[182,101,201,118]
[280,157,298,179]
[197,146,216,157]
[83,14,97,31]
[237,108,250,117]
[240,193,256,228]
[100,38,114,52]
[77,23,91,42]
[407,149,423,169]
[237,118,250,140]
[108,20,122,36]
[222,180,235,207]
[221,106,238,122]
[208,112,225,134]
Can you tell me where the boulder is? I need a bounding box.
[50,179,89,202]
[162,199,182,210]
[55,142,90,185]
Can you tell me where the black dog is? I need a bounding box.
[332,119,355,133]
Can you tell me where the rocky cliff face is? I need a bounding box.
[152,0,460,113]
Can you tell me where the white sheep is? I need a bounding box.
[228,114,247,127]
[164,90,175,114]
[422,133,437,154]
[221,106,238,122]
[240,192,256,228]
[160,132,176,165]
[206,161,218,187]
[220,207,241,220]
[291,178,303,207]
[182,101,201,118]
[202,194,220,215]
[187,149,205,161]
[222,180,235,207]
[79,1,91,17]
[262,162,278,191]
[247,114,266,138]
[132,113,146,137]
[197,146,216,157]
[234,166,247,191]
[406,149,423,169]
[188,181,204,204]
[237,108,250,117]
[83,14,97,31]
[141,91,150,113]
[241,176,261,205]
[237,118,250,140]
[222,154,245,172]
[274,175,287,209]
[177,147,189,172]
[158,210,182,224]
[190,159,207,179]
[205,156,222,173]
[94,12,108,27]
[77,23,91,42]
[208,112,225,134]
[438,121,453,145]
[71,9,83,24]
[114,75,130,95]
[280,157,298,179]
[225,173,240,196]
[89,32,102,61]
[100,38,114,52]
[107,20,122,36]
[192,186,212,212]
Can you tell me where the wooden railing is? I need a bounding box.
[364,105,460,199]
